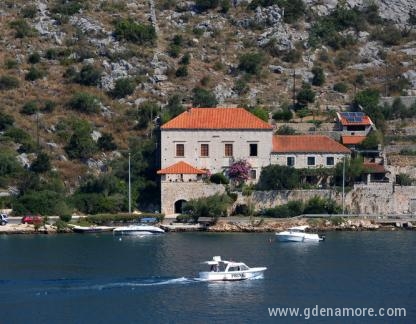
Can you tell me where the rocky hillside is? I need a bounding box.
[0,0,415,208]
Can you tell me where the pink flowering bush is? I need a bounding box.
[227,159,251,186]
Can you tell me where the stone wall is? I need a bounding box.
[238,184,416,215]
[161,182,225,215]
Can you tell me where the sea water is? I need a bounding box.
[1,231,414,323]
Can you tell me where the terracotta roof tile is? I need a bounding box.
[363,163,388,174]
[341,135,366,145]
[161,108,272,130]
[272,135,351,153]
[337,112,373,126]
[157,161,207,174]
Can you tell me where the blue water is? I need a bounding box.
[1,231,415,323]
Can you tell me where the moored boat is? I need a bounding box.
[72,225,115,233]
[113,224,165,236]
[198,256,267,281]
[275,225,325,242]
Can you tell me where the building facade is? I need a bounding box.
[158,108,351,215]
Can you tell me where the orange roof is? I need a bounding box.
[363,163,388,174]
[272,135,351,153]
[337,112,373,126]
[341,135,366,145]
[161,108,272,130]
[157,161,207,175]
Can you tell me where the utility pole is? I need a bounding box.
[292,69,296,107]
[128,152,131,215]
[342,156,346,215]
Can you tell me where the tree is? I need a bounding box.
[161,95,185,123]
[30,152,51,173]
[110,78,136,98]
[296,83,315,106]
[75,64,102,86]
[238,52,265,76]
[182,193,232,222]
[68,92,100,114]
[192,87,218,107]
[256,165,300,190]
[97,133,117,151]
[65,125,97,160]
[227,159,251,187]
[312,66,325,86]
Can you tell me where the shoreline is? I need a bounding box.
[1,217,414,234]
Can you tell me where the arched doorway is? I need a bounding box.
[174,199,187,214]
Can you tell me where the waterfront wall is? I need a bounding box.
[240,184,416,215]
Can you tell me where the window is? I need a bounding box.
[250,169,257,180]
[249,143,258,157]
[287,156,295,167]
[176,144,184,157]
[224,143,233,157]
[200,144,209,157]
[326,156,334,166]
[307,156,315,166]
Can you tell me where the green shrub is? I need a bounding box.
[9,19,37,38]
[195,0,219,11]
[296,83,315,106]
[20,101,38,115]
[30,152,51,173]
[396,173,413,186]
[312,66,325,86]
[114,18,156,45]
[234,204,253,216]
[21,5,38,18]
[182,193,232,222]
[233,79,249,95]
[68,92,100,114]
[27,52,41,64]
[0,75,19,89]
[371,25,403,46]
[12,190,70,216]
[51,0,83,16]
[54,219,69,232]
[65,128,97,159]
[273,109,292,121]
[3,127,32,144]
[275,125,296,135]
[110,78,136,98]
[263,200,304,218]
[238,52,265,76]
[210,173,229,184]
[0,112,14,130]
[75,64,102,86]
[256,165,300,190]
[25,66,45,81]
[192,87,218,107]
[0,152,24,177]
[176,214,192,223]
[97,133,117,151]
[59,214,72,222]
[175,66,188,77]
[4,58,18,69]
[180,52,190,65]
[45,48,58,60]
[43,100,56,113]
[333,82,348,93]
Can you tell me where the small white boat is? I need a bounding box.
[275,225,325,242]
[113,224,165,236]
[72,225,114,233]
[198,256,267,281]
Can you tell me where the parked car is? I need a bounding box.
[21,215,42,224]
[0,213,8,225]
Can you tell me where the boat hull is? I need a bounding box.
[72,226,114,233]
[199,267,267,281]
[113,225,165,236]
[276,233,322,242]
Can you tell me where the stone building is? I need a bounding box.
[158,108,351,215]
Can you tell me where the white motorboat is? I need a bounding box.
[72,225,114,233]
[275,225,325,242]
[198,256,267,281]
[113,224,165,236]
